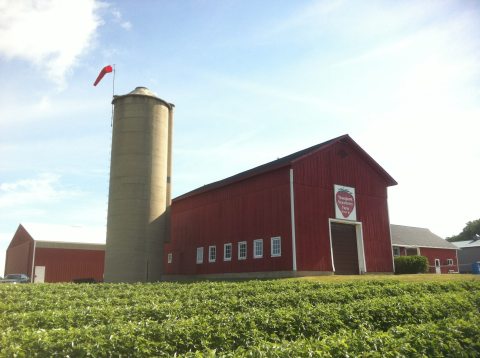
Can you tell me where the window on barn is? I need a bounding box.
[196,247,204,264]
[254,239,263,258]
[393,247,400,257]
[224,243,232,261]
[447,259,453,266]
[238,241,247,260]
[167,253,173,264]
[271,237,281,257]
[209,246,216,263]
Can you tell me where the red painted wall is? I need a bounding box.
[5,225,34,278]
[164,140,395,276]
[34,248,105,282]
[418,247,458,273]
[292,141,393,273]
[164,167,293,275]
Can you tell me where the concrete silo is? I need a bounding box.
[104,87,174,282]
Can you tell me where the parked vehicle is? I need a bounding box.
[0,274,30,284]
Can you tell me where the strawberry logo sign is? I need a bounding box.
[336,189,355,217]
[334,185,357,221]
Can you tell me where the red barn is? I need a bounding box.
[391,224,459,274]
[4,224,105,283]
[164,134,397,278]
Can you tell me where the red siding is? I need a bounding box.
[293,141,394,273]
[5,225,34,278]
[418,247,458,273]
[34,248,105,282]
[165,139,395,276]
[164,167,293,275]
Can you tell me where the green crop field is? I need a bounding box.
[1,276,479,357]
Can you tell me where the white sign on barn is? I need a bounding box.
[334,184,357,221]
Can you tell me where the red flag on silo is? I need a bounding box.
[93,65,113,86]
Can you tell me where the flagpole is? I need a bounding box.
[112,64,116,97]
[111,64,116,127]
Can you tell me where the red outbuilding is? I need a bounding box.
[391,224,459,274]
[4,224,105,283]
[164,134,398,278]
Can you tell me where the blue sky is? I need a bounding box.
[0,0,479,276]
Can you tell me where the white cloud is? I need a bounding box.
[121,21,132,31]
[112,9,121,20]
[111,8,131,31]
[0,173,107,242]
[0,173,81,209]
[0,0,103,86]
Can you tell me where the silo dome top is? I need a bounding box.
[112,86,174,108]
[128,86,158,97]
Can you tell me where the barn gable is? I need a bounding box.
[291,135,396,187]
[7,224,34,249]
[5,224,35,277]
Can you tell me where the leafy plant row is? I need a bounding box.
[0,280,479,356]
[1,289,478,333]
[226,314,480,358]
[1,279,478,313]
[1,305,479,357]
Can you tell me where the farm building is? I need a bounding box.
[452,238,480,273]
[163,134,397,278]
[4,88,467,282]
[4,224,105,283]
[391,224,458,274]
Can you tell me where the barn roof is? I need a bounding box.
[390,224,457,250]
[21,223,106,246]
[175,134,397,201]
[452,239,480,249]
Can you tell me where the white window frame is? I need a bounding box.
[393,246,400,257]
[196,247,204,264]
[209,245,216,263]
[224,243,232,261]
[271,236,281,257]
[447,258,453,266]
[238,241,247,260]
[253,239,263,259]
[167,253,173,264]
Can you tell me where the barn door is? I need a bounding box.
[434,259,441,274]
[34,266,45,283]
[330,223,359,275]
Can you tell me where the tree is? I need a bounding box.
[446,219,480,242]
